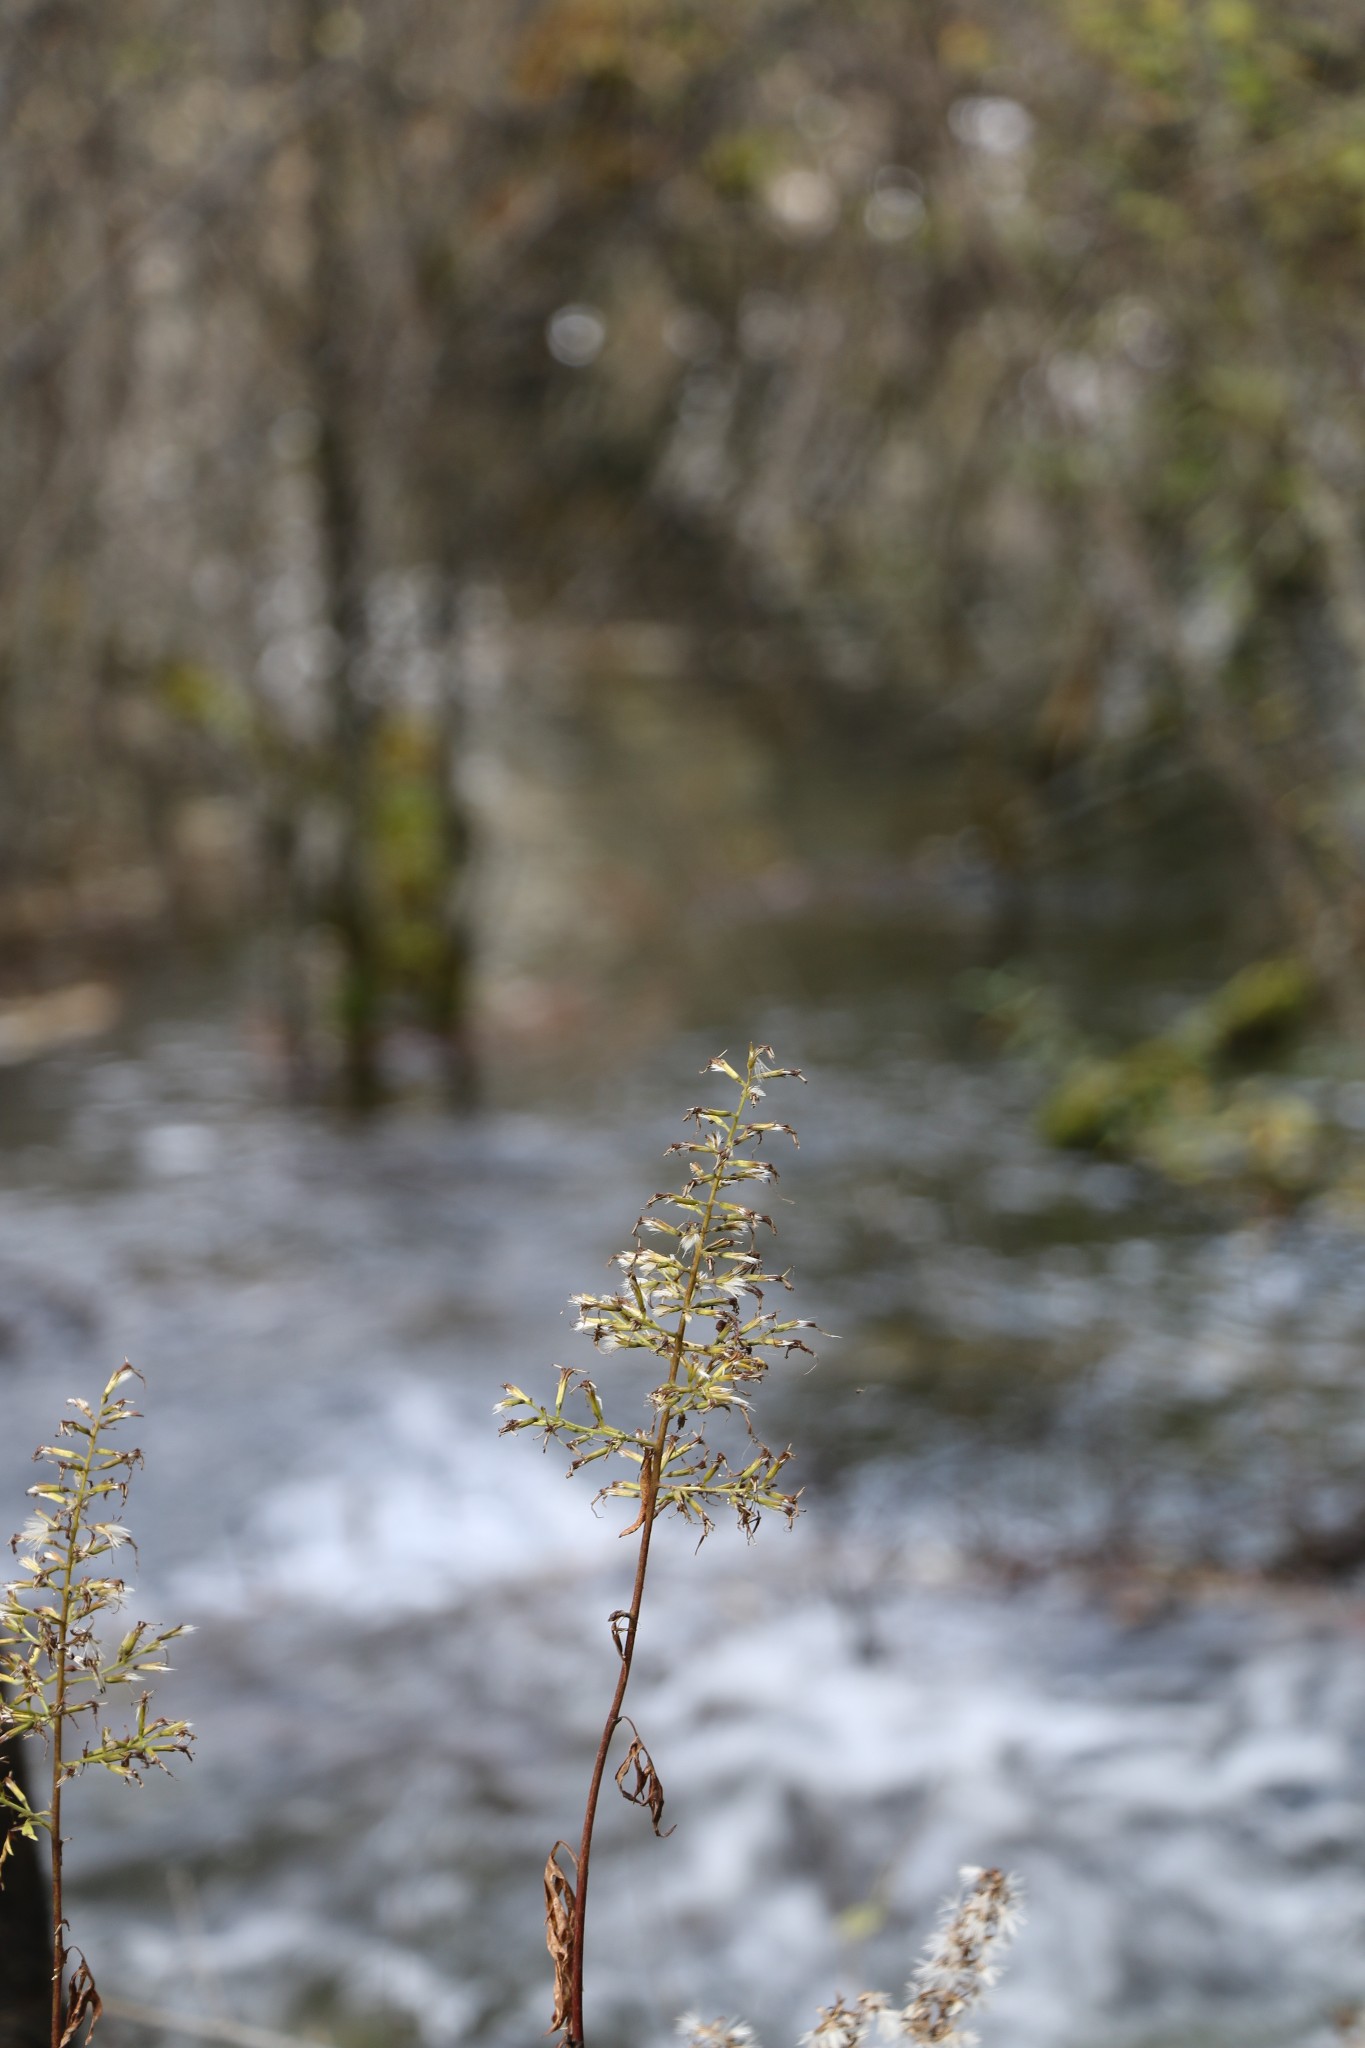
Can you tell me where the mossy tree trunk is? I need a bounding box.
[286,0,478,1107]
[301,0,381,1109]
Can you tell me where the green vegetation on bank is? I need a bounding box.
[965,954,1365,1204]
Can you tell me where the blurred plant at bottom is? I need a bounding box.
[678,1866,1023,2048]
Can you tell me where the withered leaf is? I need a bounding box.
[59,1951,102,2048]
[614,1720,674,1838]
[543,1840,577,2040]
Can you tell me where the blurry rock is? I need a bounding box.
[0,871,165,943]
[0,982,120,1067]
[74,865,168,931]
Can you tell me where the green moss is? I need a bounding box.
[1040,1042,1205,1151]
[702,129,784,199]
[1193,953,1314,1058]
[1030,955,1325,1198]
[156,660,251,740]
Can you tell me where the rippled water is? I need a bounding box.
[6,707,1365,2048]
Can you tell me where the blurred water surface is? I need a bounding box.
[3,695,1365,2048]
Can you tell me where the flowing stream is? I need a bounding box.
[4,692,1365,2048]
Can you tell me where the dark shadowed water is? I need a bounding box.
[4,687,1365,2048]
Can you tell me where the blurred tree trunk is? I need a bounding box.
[1097,491,1365,1029]
[300,0,381,1108]
[0,1738,50,2048]
[281,0,479,1105]
[429,655,477,1105]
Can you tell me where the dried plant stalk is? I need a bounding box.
[677,1867,1023,2048]
[899,1865,1020,2045]
[0,1365,195,2048]
[499,1045,812,2046]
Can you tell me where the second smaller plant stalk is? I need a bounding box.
[0,1366,195,2048]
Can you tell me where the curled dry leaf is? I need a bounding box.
[615,1719,674,1838]
[544,1841,577,2040]
[59,1950,103,2048]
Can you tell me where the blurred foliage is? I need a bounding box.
[972,954,1329,1200]
[6,0,1365,1084]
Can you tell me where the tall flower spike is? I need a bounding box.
[500,1046,811,2046]
[497,1043,813,1545]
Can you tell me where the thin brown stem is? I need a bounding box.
[564,1464,659,2048]
[48,1759,62,2048]
[565,1077,752,2048]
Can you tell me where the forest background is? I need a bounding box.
[7,3,1365,2047]
[8,0,1365,1103]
